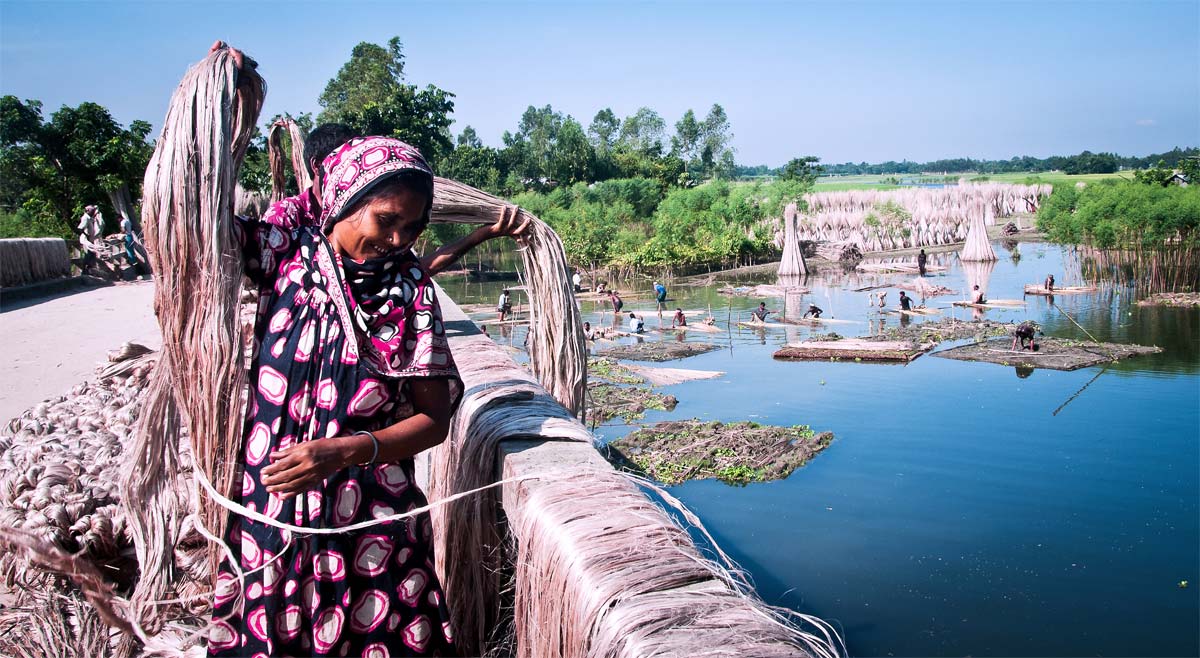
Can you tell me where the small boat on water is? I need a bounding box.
[1024,284,1098,295]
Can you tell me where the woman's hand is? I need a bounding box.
[261,438,358,499]
[488,205,530,241]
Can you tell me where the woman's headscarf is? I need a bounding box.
[318,136,433,232]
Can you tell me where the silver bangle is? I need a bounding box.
[354,430,379,466]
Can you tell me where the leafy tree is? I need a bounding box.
[779,156,825,185]
[0,95,152,238]
[671,109,702,170]
[587,108,620,155]
[700,104,732,176]
[317,37,455,163]
[618,107,666,155]
[457,125,483,148]
[551,117,592,184]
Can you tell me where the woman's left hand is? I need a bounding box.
[261,440,351,498]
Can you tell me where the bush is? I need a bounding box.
[1037,180,1199,247]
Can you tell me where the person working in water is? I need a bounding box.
[802,303,823,319]
[971,285,986,304]
[671,307,687,328]
[899,291,913,311]
[583,321,594,341]
[1044,273,1055,292]
[654,281,667,311]
[875,291,887,309]
[609,290,624,313]
[1011,320,1040,351]
[497,288,512,321]
[917,249,928,276]
[628,312,645,334]
[750,302,773,323]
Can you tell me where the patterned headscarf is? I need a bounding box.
[318,136,434,232]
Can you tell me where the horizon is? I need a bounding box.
[1,1,1196,167]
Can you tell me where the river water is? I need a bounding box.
[439,242,1199,657]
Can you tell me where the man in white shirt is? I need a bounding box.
[627,312,644,334]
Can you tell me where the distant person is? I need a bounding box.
[609,290,624,313]
[572,271,582,292]
[917,249,928,276]
[77,205,104,268]
[595,281,607,294]
[802,303,823,319]
[497,288,512,321]
[672,307,687,328]
[1044,273,1055,292]
[1012,321,1040,351]
[876,291,887,309]
[654,281,667,311]
[899,291,913,311]
[628,312,645,334]
[751,302,773,323]
[583,321,594,341]
[971,285,986,305]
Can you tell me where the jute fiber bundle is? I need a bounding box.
[267,117,312,203]
[0,237,71,287]
[959,206,997,262]
[430,175,588,417]
[778,202,808,277]
[119,48,263,633]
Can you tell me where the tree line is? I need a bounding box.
[737,147,1200,178]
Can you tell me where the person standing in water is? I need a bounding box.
[750,302,773,323]
[1044,273,1055,292]
[609,290,624,314]
[654,281,667,312]
[917,249,928,276]
[497,288,513,321]
[628,312,645,334]
[899,291,913,311]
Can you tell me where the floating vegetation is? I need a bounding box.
[605,420,834,486]
[586,383,677,424]
[597,341,720,362]
[934,337,1163,371]
[875,317,1015,344]
[587,357,645,384]
[1137,292,1200,308]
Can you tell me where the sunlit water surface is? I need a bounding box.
[439,242,1198,657]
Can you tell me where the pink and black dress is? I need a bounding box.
[209,138,460,657]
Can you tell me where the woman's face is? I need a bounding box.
[330,185,428,261]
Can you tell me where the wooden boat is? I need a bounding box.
[1024,284,1098,295]
[949,301,1017,310]
[778,316,862,326]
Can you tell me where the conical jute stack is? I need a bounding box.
[959,203,997,262]
[778,202,808,277]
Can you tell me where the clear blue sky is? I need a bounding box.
[1,1,1196,166]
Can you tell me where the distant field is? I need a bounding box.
[811,171,1129,190]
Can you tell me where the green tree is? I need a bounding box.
[0,95,152,238]
[317,37,455,163]
[457,125,483,148]
[700,103,732,176]
[671,109,702,170]
[618,107,666,155]
[779,156,825,185]
[551,118,592,185]
[587,108,620,155]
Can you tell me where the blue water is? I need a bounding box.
[443,243,1199,657]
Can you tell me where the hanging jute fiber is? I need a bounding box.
[778,202,808,277]
[267,117,312,203]
[430,176,588,417]
[119,46,264,635]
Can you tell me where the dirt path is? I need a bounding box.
[0,280,159,423]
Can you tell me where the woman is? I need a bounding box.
[209,137,461,657]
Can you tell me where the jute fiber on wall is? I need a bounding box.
[119,47,264,633]
[0,238,71,287]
